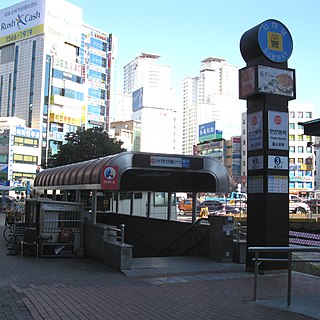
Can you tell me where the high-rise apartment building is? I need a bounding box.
[122,53,176,154]
[0,0,116,167]
[182,57,244,155]
[123,53,171,95]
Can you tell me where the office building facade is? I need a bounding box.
[193,136,241,190]
[0,0,115,168]
[0,117,40,185]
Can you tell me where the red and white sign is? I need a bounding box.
[101,166,118,190]
[268,111,288,150]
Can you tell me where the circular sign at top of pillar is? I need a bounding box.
[240,19,293,64]
[258,19,293,63]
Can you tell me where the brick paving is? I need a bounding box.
[0,214,320,319]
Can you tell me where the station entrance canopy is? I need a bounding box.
[34,151,229,193]
[298,119,320,137]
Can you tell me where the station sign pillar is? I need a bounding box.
[239,19,295,270]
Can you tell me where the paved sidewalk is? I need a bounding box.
[0,213,320,320]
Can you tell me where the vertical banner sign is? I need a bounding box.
[247,111,263,151]
[268,111,288,150]
[101,166,118,190]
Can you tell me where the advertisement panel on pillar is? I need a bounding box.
[239,66,257,99]
[258,66,295,99]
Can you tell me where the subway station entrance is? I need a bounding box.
[33,151,230,222]
[31,152,233,267]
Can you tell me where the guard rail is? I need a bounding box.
[248,246,320,307]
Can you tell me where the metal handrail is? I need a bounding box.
[248,246,320,307]
[157,217,208,256]
[107,224,125,245]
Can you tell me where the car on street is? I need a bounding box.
[197,200,239,215]
[301,198,320,213]
[177,198,201,215]
[289,194,310,214]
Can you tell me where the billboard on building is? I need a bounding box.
[132,87,143,112]
[0,0,45,46]
[44,0,83,47]
[199,121,216,142]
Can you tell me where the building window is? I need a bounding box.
[12,172,36,181]
[0,75,3,114]
[289,111,295,118]
[297,111,303,118]
[289,134,295,141]
[0,154,8,163]
[289,146,295,153]
[289,123,295,129]
[50,123,63,133]
[14,136,39,147]
[12,45,19,116]
[305,112,312,119]
[13,154,38,165]
[28,41,36,127]
[297,146,303,153]
[7,73,11,117]
[297,135,303,141]
[154,192,168,206]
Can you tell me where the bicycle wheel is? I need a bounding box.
[3,225,14,243]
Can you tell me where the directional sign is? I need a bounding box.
[248,155,263,170]
[268,155,288,170]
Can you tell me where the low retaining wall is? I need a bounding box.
[84,222,133,270]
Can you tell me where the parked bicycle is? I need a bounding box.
[3,224,14,243]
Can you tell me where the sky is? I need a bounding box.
[1,0,320,116]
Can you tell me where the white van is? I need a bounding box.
[289,194,310,214]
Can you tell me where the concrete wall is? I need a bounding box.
[84,222,109,262]
[84,222,133,270]
[97,213,210,258]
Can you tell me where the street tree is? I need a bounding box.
[47,127,126,167]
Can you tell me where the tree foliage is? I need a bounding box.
[47,127,126,167]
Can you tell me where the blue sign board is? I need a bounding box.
[258,19,293,63]
[199,121,216,142]
[132,87,143,112]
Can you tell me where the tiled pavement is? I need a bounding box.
[1,213,320,320]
